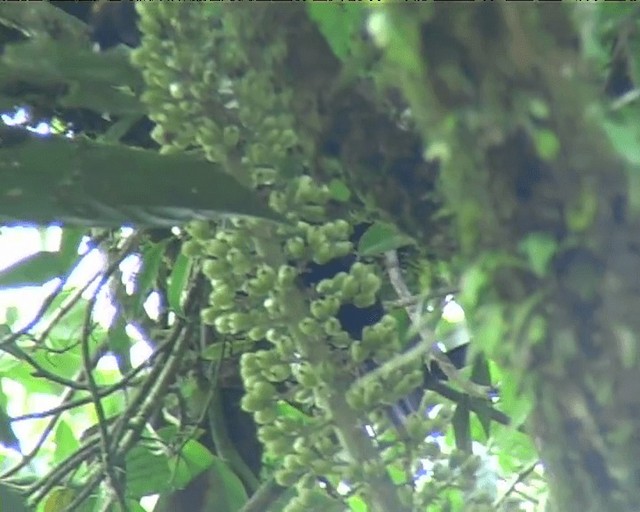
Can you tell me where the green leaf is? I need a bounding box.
[107,315,132,375]
[0,482,28,512]
[307,4,363,61]
[0,125,287,227]
[203,457,249,511]
[532,128,560,161]
[0,387,19,451]
[0,251,64,289]
[53,420,79,464]
[452,399,471,453]
[58,227,85,268]
[603,118,640,165]
[132,241,166,316]
[327,178,351,202]
[170,439,216,489]
[469,355,493,437]
[167,253,192,316]
[125,443,173,499]
[0,39,145,115]
[518,232,558,277]
[357,222,414,257]
[42,487,76,512]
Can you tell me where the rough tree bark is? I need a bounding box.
[366,5,640,511]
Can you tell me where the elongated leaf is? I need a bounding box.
[0,251,63,288]
[452,397,471,453]
[0,483,28,512]
[358,222,414,257]
[0,126,286,227]
[0,38,144,115]
[132,241,166,316]
[167,253,191,316]
[58,227,85,268]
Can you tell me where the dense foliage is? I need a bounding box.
[0,3,638,512]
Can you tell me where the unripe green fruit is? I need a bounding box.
[240,353,260,373]
[284,237,305,259]
[248,325,268,341]
[323,317,342,336]
[208,283,233,304]
[277,265,298,288]
[362,273,382,295]
[213,314,232,334]
[292,437,308,454]
[312,245,335,265]
[363,381,384,406]
[241,393,267,413]
[252,381,277,400]
[275,468,299,487]
[350,343,368,364]
[362,326,382,349]
[353,292,376,308]
[310,297,339,321]
[266,437,292,457]
[265,363,291,382]
[186,220,212,240]
[298,318,320,337]
[257,425,281,443]
[345,387,366,410]
[351,262,369,279]
[295,364,318,388]
[202,258,228,280]
[223,125,240,148]
[341,275,359,299]
[204,239,228,258]
[201,307,218,325]
[227,312,251,333]
[254,407,278,424]
[181,240,203,258]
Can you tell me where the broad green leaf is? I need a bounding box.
[452,399,471,453]
[53,419,79,464]
[170,438,216,489]
[308,4,364,61]
[518,232,558,277]
[167,253,191,316]
[0,125,287,227]
[0,482,28,512]
[133,242,167,317]
[203,457,249,511]
[0,39,145,115]
[42,487,76,512]
[0,251,63,289]
[107,315,133,375]
[357,222,414,257]
[0,386,19,451]
[327,178,351,202]
[603,118,640,165]
[532,128,560,161]
[469,356,493,437]
[125,443,172,498]
[58,227,85,269]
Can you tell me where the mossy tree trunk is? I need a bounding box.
[375,4,640,510]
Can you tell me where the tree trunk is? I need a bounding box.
[378,5,640,510]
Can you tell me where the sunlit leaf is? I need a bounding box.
[518,232,558,277]
[0,251,62,289]
[125,443,172,499]
[357,222,414,257]
[42,487,76,512]
[167,253,191,316]
[0,482,28,512]
[452,399,471,453]
[0,125,287,227]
